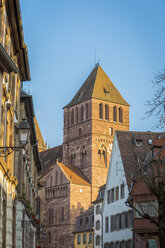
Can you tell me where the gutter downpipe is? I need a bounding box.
[101,210,103,248]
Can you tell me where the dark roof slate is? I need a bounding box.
[38,145,62,180]
[116,131,161,189]
[73,207,94,233]
[64,65,129,108]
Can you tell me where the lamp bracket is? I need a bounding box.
[0,146,23,157]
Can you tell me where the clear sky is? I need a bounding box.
[20,0,165,147]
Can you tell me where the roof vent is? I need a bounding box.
[148,139,152,145]
[134,138,143,147]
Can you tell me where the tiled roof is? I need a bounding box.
[65,65,129,108]
[73,207,94,233]
[38,145,62,180]
[116,131,161,189]
[58,162,90,186]
[92,184,106,204]
[34,117,47,152]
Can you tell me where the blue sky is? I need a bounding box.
[20,0,165,147]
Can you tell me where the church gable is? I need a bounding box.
[45,163,69,189]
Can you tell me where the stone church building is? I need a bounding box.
[38,65,129,248]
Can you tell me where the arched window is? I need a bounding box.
[119,107,123,123]
[85,103,88,120]
[81,147,86,168]
[98,145,107,167]
[83,234,87,244]
[99,103,103,119]
[113,106,117,122]
[77,234,81,244]
[55,171,58,185]
[96,220,100,230]
[105,104,109,120]
[71,109,74,125]
[71,151,75,166]
[96,235,100,245]
[81,105,84,122]
[76,107,78,123]
[48,232,51,243]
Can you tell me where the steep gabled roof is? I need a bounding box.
[38,145,62,180]
[34,117,47,152]
[116,131,161,189]
[73,206,94,233]
[64,65,129,108]
[58,162,90,186]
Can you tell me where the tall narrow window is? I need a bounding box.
[55,171,58,185]
[121,184,125,199]
[105,104,109,120]
[76,107,78,123]
[105,216,109,232]
[71,152,75,165]
[61,207,64,222]
[71,109,74,125]
[81,105,84,122]
[61,173,63,184]
[113,106,117,122]
[119,107,123,123]
[81,148,86,168]
[48,232,51,243]
[85,103,88,120]
[50,176,53,186]
[77,235,81,245]
[99,103,103,119]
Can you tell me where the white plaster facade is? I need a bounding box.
[102,134,133,247]
[94,201,103,248]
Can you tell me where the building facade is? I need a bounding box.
[0,1,41,248]
[39,65,130,247]
[102,131,161,248]
[130,135,165,248]
[0,1,31,248]
[73,207,94,248]
[92,184,105,248]
[14,91,41,248]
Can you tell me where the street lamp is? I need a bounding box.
[0,119,30,157]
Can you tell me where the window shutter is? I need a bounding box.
[111,215,113,232]
[119,213,121,230]
[124,212,128,228]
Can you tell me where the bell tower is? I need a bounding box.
[62,65,129,201]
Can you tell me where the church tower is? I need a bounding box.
[63,65,129,201]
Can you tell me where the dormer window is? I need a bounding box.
[148,139,152,145]
[104,88,109,95]
[134,139,143,147]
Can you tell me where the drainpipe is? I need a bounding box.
[101,210,103,248]
[4,100,8,147]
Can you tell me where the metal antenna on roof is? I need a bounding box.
[95,50,97,66]
[98,55,101,65]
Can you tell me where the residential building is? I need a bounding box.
[92,184,105,248]
[129,135,165,248]
[15,91,41,248]
[39,65,130,247]
[73,207,94,248]
[0,0,31,247]
[102,131,160,248]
